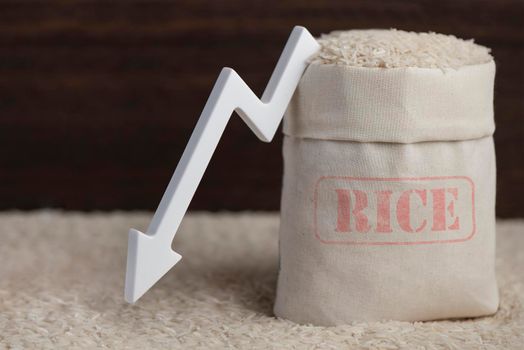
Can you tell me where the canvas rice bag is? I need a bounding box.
[274,30,499,325]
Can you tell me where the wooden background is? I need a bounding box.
[0,0,522,216]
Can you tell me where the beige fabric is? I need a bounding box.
[1,212,523,349]
[276,62,498,325]
[283,62,495,143]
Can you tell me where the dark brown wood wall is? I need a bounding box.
[0,0,522,216]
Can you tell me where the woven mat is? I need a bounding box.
[0,212,522,349]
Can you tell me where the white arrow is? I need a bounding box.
[124,26,319,303]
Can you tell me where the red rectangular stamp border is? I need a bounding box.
[313,176,476,246]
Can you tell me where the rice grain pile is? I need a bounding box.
[0,212,523,349]
[310,29,493,69]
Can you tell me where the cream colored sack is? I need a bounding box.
[274,30,498,325]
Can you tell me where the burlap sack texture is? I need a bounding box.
[274,30,498,325]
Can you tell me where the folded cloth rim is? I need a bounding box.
[283,61,495,144]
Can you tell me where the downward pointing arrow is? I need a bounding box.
[124,26,320,303]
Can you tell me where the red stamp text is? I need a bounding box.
[313,176,476,245]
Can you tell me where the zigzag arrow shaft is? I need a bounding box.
[125,26,319,303]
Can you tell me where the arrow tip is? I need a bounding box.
[124,228,182,303]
